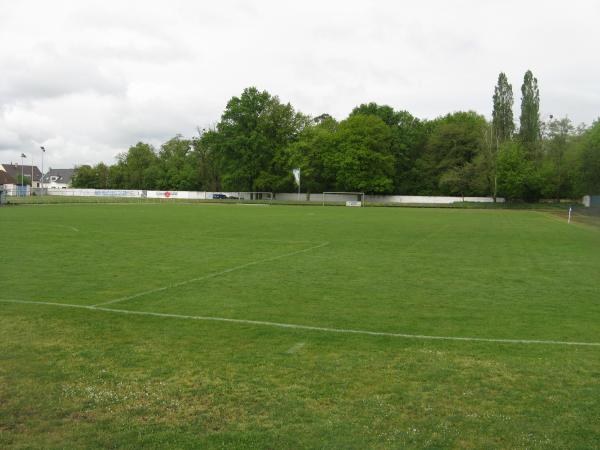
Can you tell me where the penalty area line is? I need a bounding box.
[1,298,600,348]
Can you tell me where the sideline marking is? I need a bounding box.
[2,299,600,348]
[92,241,330,307]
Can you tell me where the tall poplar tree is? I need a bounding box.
[519,70,541,150]
[492,72,514,143]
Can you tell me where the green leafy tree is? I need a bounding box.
[108,164,126,189]
[94,163,111,189]
[540,117,575,199]
[419,111,487,195]
[350,103,399,127]
[519,70,541,153]
[211,87,309,191]
[350,102,427,194]
[476,122,501,200]
[283,116,338,195]
[117,142,160,189]
[329,114,395,193]
[156,136,197,190]
[192,129,221,191]
[72,165,96,188]
[497,141,541,201]
[391,113,428,194]
[438,162,478,200]
[577,120,600,194]
[73,162,122,189]
[492,72,515,143]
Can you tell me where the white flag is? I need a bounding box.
[292,168,301,186]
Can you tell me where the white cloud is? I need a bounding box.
[1,0,599,168]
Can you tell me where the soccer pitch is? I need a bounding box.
[1,204,600,448]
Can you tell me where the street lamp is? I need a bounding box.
[40,146,46,195]
[20,153,26,196]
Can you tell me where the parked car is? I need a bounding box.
[212,193,227,199]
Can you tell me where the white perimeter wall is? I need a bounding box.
[146,190,207,199]
[42,189,505,204]
[275,193,504,204]
[46,188,143,197]
[366,195,505,204]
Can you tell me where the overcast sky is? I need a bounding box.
[1,0,599,169]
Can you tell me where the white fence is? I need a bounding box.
[275,193,504,204]
[1,189,505,204]
[4,188,271,201]
[146,190,206,199]
[139,191,270,200]
[366,195,504,204]
[2,187,508,204]
[3,187,143,198]
[49,188,144,197]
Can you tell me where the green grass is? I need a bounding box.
[1,203,600,448]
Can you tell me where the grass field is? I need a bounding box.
[1,203,600,448]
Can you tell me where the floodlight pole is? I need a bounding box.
[40,146,45,195]
[20,153,26,196]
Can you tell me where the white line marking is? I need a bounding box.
[2,299,600,348]
[92,241,330,307]
[56,224,79,232]
[285,342,306,354]
[3,223,81,233]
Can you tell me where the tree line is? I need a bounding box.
[73,71,600,200]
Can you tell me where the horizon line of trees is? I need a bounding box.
[72,70,600,201]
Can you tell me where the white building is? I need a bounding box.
[42,168,75,189]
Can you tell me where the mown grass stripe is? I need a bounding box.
[93,241,330,307]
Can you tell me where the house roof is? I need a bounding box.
[42,168,74,185]
[0,163,42,181]
[0,171,16,185]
